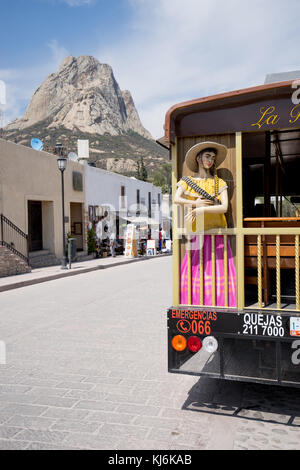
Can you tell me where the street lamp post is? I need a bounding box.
[57,156,68,269]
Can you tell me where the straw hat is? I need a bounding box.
[184,141,228,172]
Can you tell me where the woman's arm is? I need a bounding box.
[185,189,228,223]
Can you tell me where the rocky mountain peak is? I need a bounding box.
[6,55,152,139]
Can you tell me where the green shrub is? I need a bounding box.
[87,228,97,254]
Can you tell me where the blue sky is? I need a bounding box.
[0,0,131,69]
[1,0,300,138]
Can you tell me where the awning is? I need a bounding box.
[156,136,170,150]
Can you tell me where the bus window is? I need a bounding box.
[243,128,300,309]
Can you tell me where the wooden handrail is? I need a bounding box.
[244,217,300,222]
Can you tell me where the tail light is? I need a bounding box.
[171,335,187,352]
[187,336,202,353]
[203,336,218,353]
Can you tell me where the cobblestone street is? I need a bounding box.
[0,256,300,450]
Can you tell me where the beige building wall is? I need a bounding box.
[0,138,85,259]
[42,201,55,253]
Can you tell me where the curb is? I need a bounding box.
[0,253,172,293]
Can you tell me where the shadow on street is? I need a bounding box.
[182,376,300,427]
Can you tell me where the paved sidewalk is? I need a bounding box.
[0,256,300,450]
[0,253,171,293]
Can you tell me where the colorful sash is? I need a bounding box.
[181,176,218,203]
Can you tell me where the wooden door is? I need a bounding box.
[28,201,43,251]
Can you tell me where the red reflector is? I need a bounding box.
[187,336,202,353]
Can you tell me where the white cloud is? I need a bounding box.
[98,0,300,138]
[2,0,300,138]
[47,39,69,65]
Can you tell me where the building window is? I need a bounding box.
[120,185,126,209]
[158,193,161,208]
[88,205,95,222]
[148,192,151,218]
[136,189,141,216]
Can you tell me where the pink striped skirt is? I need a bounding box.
[180,235,237,307]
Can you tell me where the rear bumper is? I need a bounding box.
[168,307,300,387]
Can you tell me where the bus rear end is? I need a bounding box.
[165,80,300,387]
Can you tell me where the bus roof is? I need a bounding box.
[163,79,297,144]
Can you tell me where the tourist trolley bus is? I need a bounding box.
[164,79,300,387]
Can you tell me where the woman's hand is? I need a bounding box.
[185,207,204,224]
[195,197,214,207]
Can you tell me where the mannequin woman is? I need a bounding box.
[174,142,236,307]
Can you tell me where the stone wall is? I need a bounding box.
[0,246,31,278]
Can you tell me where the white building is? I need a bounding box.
[161,193,172,240]
[84,164,162,247]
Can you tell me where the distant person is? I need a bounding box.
[158,226,162,252]
[162,229,166,248]
[109,231,117,257]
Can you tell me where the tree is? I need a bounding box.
[162,162,172,187]
[153,171,165,187]
[152,162,172,193]
[136,155,148,181]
